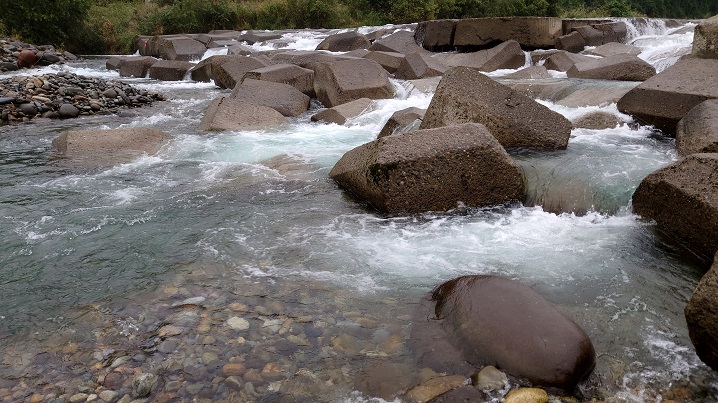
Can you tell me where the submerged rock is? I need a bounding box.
[415,275,595,391]
[328,123,524,215]
[421,66,572,150]
[632,153,718,262]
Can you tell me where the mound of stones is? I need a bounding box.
[328,123,524,215]
[0,38,77,72]
[0,72,164,123]
[411,275,596,390]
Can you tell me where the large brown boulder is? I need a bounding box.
[157,37,207,61]
[566,54,656,81]
[363,51,405,74]
[316,31,370,52]
[418,275,595,390]
[242,63,315,96]
[230,79,309,117]
[119,56,159,78]
[17,50,37,68]
[421,67,572,150]
[52,128,172,167]
[434,40,526,72]
[685,253,718,371]
[148,60,193,81]
[692,14,718,59]
[454,17,562,49]
[632,153,718,262]
[199,97,287,131]
[213,56,273,89]
[676,99,718,156]
[377,107,425,138]
[311,98,373,125]
[415,19,458,52]
[543,51,596,72]
[328,123,524,215]
[394,52,447,80]
[369,30,425,55]
[617,58,718,134]
[313,58,395,108]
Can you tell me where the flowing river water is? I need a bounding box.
[0,20,716,402]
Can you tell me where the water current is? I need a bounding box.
[0,19,715,402]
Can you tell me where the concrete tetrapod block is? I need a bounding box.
[52,128,172,167]
[313,58,394,108]
[242,63,315,97]
[617,58,718,134]
[199,97,288,131]
[676,99,718,156]
[432,40,525,73]
[148,60,193,81]
[693,14,718,59]
[377,107,425,138]
[685,253,718,372]
[315,31,370,52]
[311,98,373,125]
[566,54,656,81]
[632,153,718,262]
[231,79,310,117]
[328,123,525,215]
[421,67,572,150]
[454,17,562,49]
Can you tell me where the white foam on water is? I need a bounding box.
[199,47,228,61]
[280,30,327,51]
[629,22,694,72]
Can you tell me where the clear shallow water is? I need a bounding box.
[0,20,716,402]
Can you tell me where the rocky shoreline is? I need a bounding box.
[0,38,78,72]
[0,72,165,123]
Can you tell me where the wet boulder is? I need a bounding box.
[415,19,458,52]
[156,37,206,61]
[199,97,287,131]
[316,31,370,52]
[692,14,718,59]
[377,107,425,138]
[52,128,172,166]
[271,50,358,70]
[363,51,406,74]
[434,40,525,73]
[453,17,562,49]
[311,98,373,125]
[543,51,596,72]
[555,31,585,53]
[242,63,315,97]
[328,123,524,215]
[632,153,718,262]
[566,54,656,81]
[313,58,394,108]
[676,99,718,156]
[421,67,572,150]
[617,58,718,134]
[425,275,596,390]
[394,52,447,80]
[119,56,159,78]
[148,60,193,81]
[685,253,718,371]
[584,42,642,58]
[572,111,622,130]
[231,79,310,117]
[213,56,273,89]
[369,30,425,55]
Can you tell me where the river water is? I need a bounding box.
[0,20,716,402]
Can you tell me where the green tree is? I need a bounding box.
[0,0,91,47]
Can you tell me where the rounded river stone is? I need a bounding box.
[430,275,595,390]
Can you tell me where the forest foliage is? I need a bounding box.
[0,0,715,54]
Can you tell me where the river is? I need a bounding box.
[0,19,716,402]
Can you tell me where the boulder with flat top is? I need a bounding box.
[199,97,287,131]
[676,99,718,156]
[329,123,524,215]
[617,58,718,134]
[421,67,572,150]
[316,31,370,52]
[231,79,309,117]
[433,40,525,73]
[52,128,172,167]
[454,17,562,49]
[313,58,395,108]
[242,63,315,96]
[632,153,718,262]
[213,56,273,89]
[566,54,656,81]
[148,60,193,81]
